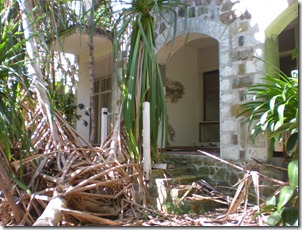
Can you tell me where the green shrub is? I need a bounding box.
[237,67,298,226]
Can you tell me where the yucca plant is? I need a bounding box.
[113,0,187,162]
[237,60,298,226]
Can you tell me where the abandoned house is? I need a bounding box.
[50,0,299,197]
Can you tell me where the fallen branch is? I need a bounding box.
[251,158,287,171]
[33,195,67,226]
[61,208,122,226]
[198,150,286,185]
[198,150,244,171]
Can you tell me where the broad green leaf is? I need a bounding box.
[277,186,294,210]
[254,205,275,217]
[277,104,285,124]
[267,210,282,226]
[269,95,279,113]
[266,196,276,206]
[282,207,298,226]
[288,160,298,189]
[286,133,298,158]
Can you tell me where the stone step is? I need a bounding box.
[155,174,203,186]
[151,166,196,179]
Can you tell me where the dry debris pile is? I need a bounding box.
[0,107,288,227]
[0,107,150,226]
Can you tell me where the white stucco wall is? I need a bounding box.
[198,46,219,72]
[76,55,113,144]
[166,46,199,146]
[76,58,90,143]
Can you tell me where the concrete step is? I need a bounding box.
[149,173,205,211]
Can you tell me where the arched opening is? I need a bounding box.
[158,34,219,151]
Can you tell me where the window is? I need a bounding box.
[199,70,220,144]
[94,76,112,144]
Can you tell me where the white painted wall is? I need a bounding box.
[76,55,113,145]
[76,57,90,143]
[197,46,219,72]
[197,44,219,121]
[166,46,199,146]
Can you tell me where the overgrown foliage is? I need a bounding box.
[113,0,187,162]
[0,0,30,161]
[237,59,298,226]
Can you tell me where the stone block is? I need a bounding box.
[244,163,261,172]
[220,11,236,25]
[246,60,264,73]
[195,0,203,6]
[215,0,223,6]
[197,6,208,16]
[238,63,246,75]
[220,147,240,160]
[239,10,251,20]
[230,173,240,185]
[221,1,236,12]
[211,168,227,181]
[245,148,268,161]
[239,89,245,101]
[232,75,253,89]
[159,22,166,34]
[220,78,230,90]
[230,103,247,117]
[231,49,253,60]
[209,3,219,18]
[170,185,195,201]
[197,166,214,176]
[231,134,238,145]
[239,21,249,32]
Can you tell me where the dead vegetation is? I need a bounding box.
[0,103,289,226]
[0,103,150,226]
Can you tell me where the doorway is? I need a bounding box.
[163,34,219,149]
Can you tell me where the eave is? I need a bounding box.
[49,26,113,61]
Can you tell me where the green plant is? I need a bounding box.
[163,201,191,215]
[113,0,188,162]
[237,64,298,226]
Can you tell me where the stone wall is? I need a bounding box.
[155,0,293,161]
[161,152,288,199]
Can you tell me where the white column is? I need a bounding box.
[143,102,151,181]
[101,107,108,145]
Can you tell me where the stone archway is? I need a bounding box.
[155,17,236,158]
[157,34,220,149]
[154,0,295,161]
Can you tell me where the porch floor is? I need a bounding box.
[162,146,220,156]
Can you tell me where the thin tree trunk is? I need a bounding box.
[89,35,97,144]
[88,2,97,145]
[32,195,68,226]
[17,0,59,146]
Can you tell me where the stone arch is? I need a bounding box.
[156,18,229,59]
[155,8,241,155]
[155,15,233,156]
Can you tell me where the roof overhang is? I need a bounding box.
[49,26,113,61]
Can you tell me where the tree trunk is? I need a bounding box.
[88,1,97,145]
[32,195,68,226]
